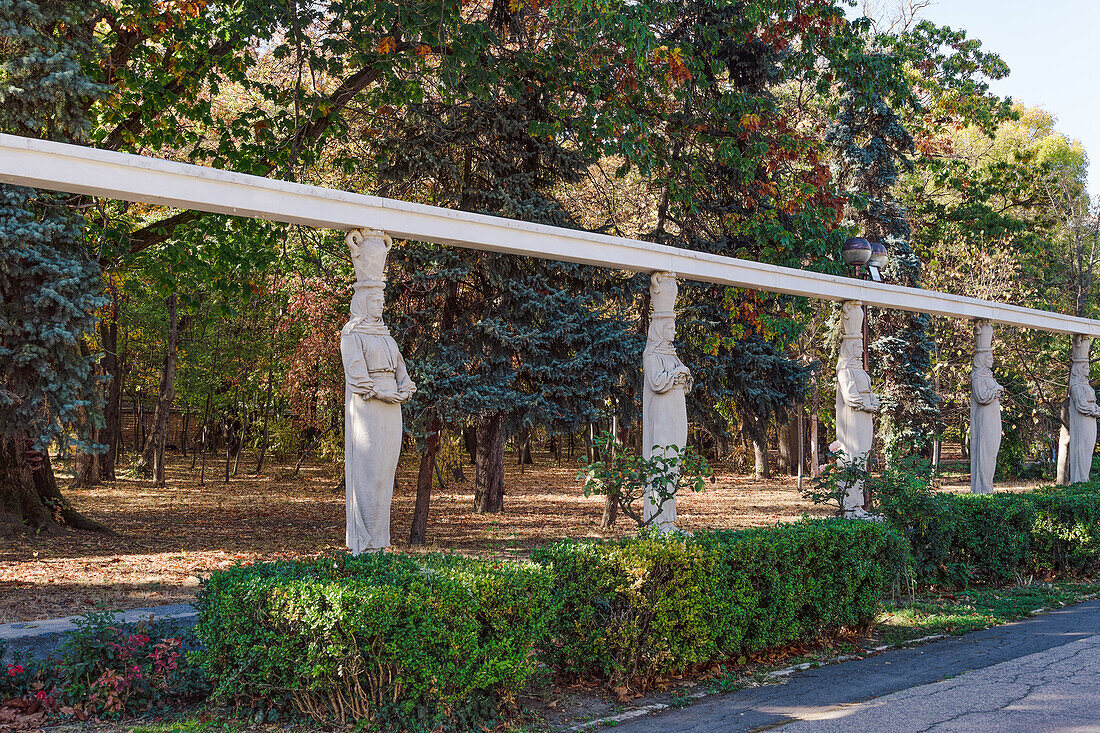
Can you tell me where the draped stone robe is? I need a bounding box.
[970,367,1003,494]
[835,356,877,512]
[1068,374,1099,484]
[340,319,415,553]
[642,343,692,530]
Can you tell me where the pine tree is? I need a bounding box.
[0,0,110,535]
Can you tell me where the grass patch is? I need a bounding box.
[875,580,1100,646]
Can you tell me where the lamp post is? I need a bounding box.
[841,237,889,510]
[841,238,889,370]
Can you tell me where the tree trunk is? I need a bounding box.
[180,411,190,458]
[777,414,798,476]
[252,332,277,474]
[599,419,624,529]
[745,414,770,479]
[0,434,114,537]
[71,292,124,488]
[0,435,53,535]
[410,426,440,545]
[473,413,505,513]
[515,425,533,468]
[462,425,477,464]
[1056,399,1071,485]
[232,407,249,477]
[142,294,183,486]
[135,394,144,452]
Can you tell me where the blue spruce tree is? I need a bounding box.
[0,0,110,534]
[826,47,940,453]
[377,3,641,520]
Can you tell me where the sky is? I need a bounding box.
[855,0,1100,196]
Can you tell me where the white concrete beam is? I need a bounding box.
[2,133,1098,336]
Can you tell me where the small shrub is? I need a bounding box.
[881,477,1100,587]
[194,552,553,731]
[55,610,207,716]
[579,431,712,528]
[802,448,870,515]
[1031,483,1100,575]
[3,659,33,701]
[0,611,206,720]
[249,416,301,459]
[698,520,909,657]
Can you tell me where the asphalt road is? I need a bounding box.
[609,598,1100,733]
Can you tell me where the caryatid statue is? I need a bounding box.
[1063,335,1100,484]
[835,301,881,517]
[970,320,1004,494]
[340,228,416,553]
[642,272,693,532]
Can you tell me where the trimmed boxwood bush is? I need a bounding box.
[193,552,552,731]
[1031,484,1100,575]
[531,520,909,685]
[530,532,716,684]
[883,482,1100,587]
[699,520,908,656]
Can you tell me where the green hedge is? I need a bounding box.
[193,552,552,731]
[195,519,908,724]
[530,520,909,685]
[883,482,1100,587]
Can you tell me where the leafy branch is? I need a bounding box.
[578,431,711,529]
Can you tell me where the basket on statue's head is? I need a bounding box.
[346,229,392,285]
[974,320,994,353]
[841,300,863,339]
[1072,334,1092,364]
[650,271,678,318]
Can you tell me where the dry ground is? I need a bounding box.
[0,448,1043,623]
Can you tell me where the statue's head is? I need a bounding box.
[839,335,862,361]
[648,316,676,344]
[972,350,993,371]
[351,283,385,320]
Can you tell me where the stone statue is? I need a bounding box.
[340,229,416,553]
[970,321,1004,494]
[642,272,692,532]
[835,301,880,517]
[1064,335,1099,484]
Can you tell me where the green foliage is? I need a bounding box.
[0,610,206,718]
[803,448,869,515]
[881,478,1100,587]
[531,532,716,685]
[579,431,712,528]
[246,416,300,459]
[697,522,910,655]
[531,520,909,686]
[2,656,32,701]
[194,552,553,730]
[1030,483,1100,576]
